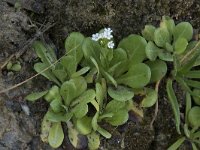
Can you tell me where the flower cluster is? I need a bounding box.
[92,28,115,49]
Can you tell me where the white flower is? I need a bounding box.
[107,41,114,49]
[92,33,100,41]
[91,27,113,41]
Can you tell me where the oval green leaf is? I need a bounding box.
[25,90,48,102]
[76,116,92,135]
[108,85,134,101]
[48,122,64,148]
[146,60,167,83]
[116,63,151,89]
[140,88,158,107]
[142,25,156,41]
[174,38,188,54]
[188,106,200,127]
[192,89,200,105]
[154,27,170,47]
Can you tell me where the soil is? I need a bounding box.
[0,0,200,149]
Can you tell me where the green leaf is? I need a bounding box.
[110,48,128,77]
[140,88,158,107]
[61,55,77,77]
[167,137,185,150]
[45,86,61,102]
[48,122,64,148]
[11,63,21,72]
[91,99,99,111]
[142,25,156,41]
[50,99,62,113]
[118,34,147,65]
[184,70,200,79]
[102,71,117,87]
[73,103,88,118]
[92,112,99,131]
[96,126,111,139]
[40,115,52,142]
[166,79,181,134]
[108,85,134,101]
[46,110,72,122]
[76,116,92,135]
[87,132,100,150]
[33,41,57,65]
[183,124,190,138]
[160,16,175,36]
[71,89,96,107]
[158,50,173,61]
[96,83,104,110]
[34,62,60,85]
[173,22,193,41]
[65,32,85,63]
[105,109,129,126]
[192,89,200,105]
[165,43,174,52]
[60,81,76,106]
[146,60,167,83]
[71,67,90,78]
[145,41,161,61]
[188,106,200,127]
[185,79,200,89]
[191,143,198,150]
[82,38,101,63]
[52,69,67,83]
[117,63,151,89]
[174,38,188,54]
[105,100,126,113]
[25,90,48,102]
[154,27,170,47]
[185,92,192,124]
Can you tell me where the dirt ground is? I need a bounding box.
[0,0,200,149]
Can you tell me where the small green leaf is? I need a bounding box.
[173,22,193,41]
[191,143,198,150]
[25,91,48,102]
[105,100,126,112]
[11,63,21,72]
[71,89,96,107]
[71,67,90,78]
[165,43,174,52]
[6,61,12,70]
[188,106,200,127]
[34,63,60,85]
[97,126,111,139]
[61,55,77,77]
[105,109,129,126]
[145,41,161,61]
[192,89,200,105]
[185,92,192,124]
[48,122,64,148]
[158,50,173,61]
[108,85,134,101]
[52,69,67,83]
[118,34,147,65]
[146,60,167,83]
[45,86,61,102]
[160,16,175,36]
[91,99,99,111]
[92,112,99,131]
[142,25,156,41]
[185,79,200,89]
[65,32,85,63]
[60,79,77,105]
[184,70,200,79]
[154,27,170,47]
[73,103,88,118]
[140,88,158,107]
[166,79,181,134]
[76,116,92,135]
[50,99,62,113]
[96,82,104,110]
[167,137,185,150]
[46,110,72,122]
[82,38,101,63]
[40,115,52,142]
[87,132,100,150]
[174,38,188,54]
[117,63,151,89]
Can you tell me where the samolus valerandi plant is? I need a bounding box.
[26,27,163,149]
[25,16,200,149]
